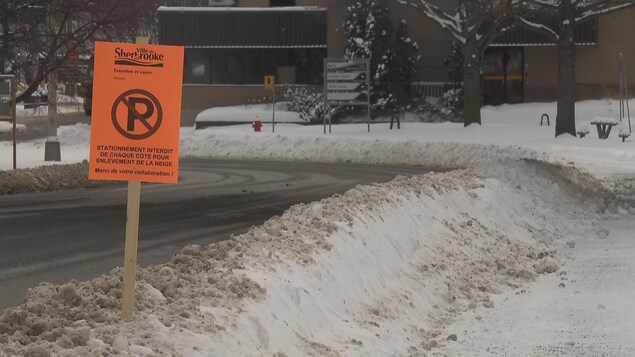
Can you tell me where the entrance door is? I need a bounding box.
[483,48,524,105]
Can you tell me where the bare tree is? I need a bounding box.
[0,0,157,102]
[394,0,516,126]
[518,0,635,137]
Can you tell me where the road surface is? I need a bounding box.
[0,159,428,309]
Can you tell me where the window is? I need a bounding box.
[183,48,325,85]
[183,49,210,84]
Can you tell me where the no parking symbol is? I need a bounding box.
[111,89,163,140]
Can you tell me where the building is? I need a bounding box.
[158,1,635,125]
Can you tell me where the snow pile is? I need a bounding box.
[0,162,98,195]
[0,123,90,183]
[0,124,94,194]
[181,128,544,171]
[57,123,91,147]
[195,103,303,125]
[0,160,607,356]
[0,122,26,133]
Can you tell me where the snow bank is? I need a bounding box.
[1,99,633,354]
[0,122,26,133]
[195,103,303,124]
[0,162,98,195]
[181,128,544,170]
[0,160,606,356]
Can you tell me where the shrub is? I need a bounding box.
[283,86,331,124]
[413,88,463,123]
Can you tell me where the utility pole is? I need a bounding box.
[44,7,61,161]
[0,0,9,74]
[44,72,61,161]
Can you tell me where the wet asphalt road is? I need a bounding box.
[0,155,428,309]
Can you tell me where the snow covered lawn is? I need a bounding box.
[441,217,635,356]
[0,100,634,356]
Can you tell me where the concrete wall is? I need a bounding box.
[576,8,635,99]
[237,0,267,6]
[523,46,559,102]
[523,8,635,102]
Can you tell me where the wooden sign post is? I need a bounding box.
[88,38,183,320]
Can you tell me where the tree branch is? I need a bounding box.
[395,0,466,43]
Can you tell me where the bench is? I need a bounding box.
[590,117,619,139]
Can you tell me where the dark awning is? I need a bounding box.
[491,18,598,46]
[158,6,327,48]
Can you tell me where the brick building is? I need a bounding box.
[158,1,635,125]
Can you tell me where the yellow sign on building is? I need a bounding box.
[264,75,275,90]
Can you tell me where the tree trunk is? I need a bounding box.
[555,0,577,137]
[1,0,9,74]
[462,44,482,126]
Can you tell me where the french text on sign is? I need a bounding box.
[89,41,183,184]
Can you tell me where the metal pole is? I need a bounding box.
[621,54,632,133]
[367,105,371,133]
[624,62,632,133]
[619,54,625,121]
[272,85,275,133]
[323,108,327,134]
[366,58,371,133]
[11,77,16,169]
[329,106,339,134]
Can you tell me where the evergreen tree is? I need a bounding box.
[444,41,463,87]
[344,0,394,111]
[387,20,420,110]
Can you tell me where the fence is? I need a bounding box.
[411,81,455,99]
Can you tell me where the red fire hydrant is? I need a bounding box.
[252,119,262,132]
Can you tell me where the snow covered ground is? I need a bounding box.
[0,100,634,356]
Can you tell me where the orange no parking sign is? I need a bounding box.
[89,41,184,183]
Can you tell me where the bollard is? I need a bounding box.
[540,113,550,126]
